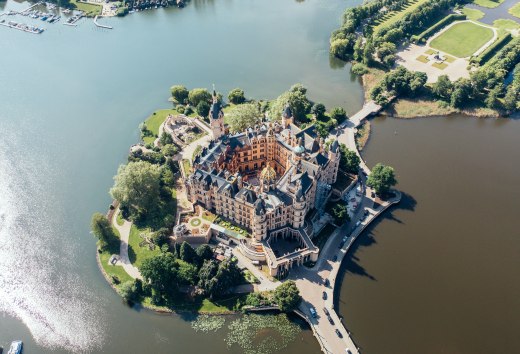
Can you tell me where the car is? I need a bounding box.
[327,315,334,325]
[322,291,327,300]
[309,306,317,318]
[342,236,348,242]
[355,220,361,227]
[346,350,353,354]
[335,329,343,338]
[364,209,369,216]
[338,241,345,249]
[324,279,330,287]
[333,255,338,261]
[323,307,330,316]
[371,191,375,198]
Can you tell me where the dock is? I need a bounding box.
[93,15,113,29]
[0,20,44,34]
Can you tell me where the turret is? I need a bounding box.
[292,180,306,229]
[209,87,225,140]
[253,198,267,241]
[281,104,293,129]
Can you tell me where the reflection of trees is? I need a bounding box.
[329,54,347,70]
[295,0,305,2]
[192,0,215,10]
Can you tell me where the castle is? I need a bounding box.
[185,91,340,276]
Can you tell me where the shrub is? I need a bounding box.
[351,63,368,75]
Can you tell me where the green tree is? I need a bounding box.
[228,88,246,104]
[290,83,307,95]
[119,281,137,302]
[311,103,327,120]
[339,144,360,174]
[198,259,219,293]
[196,244,213,262]
[485,87,502,109]
[159,132,173,146]
[179,241,199,264]
[196,101,211,118]
[331,203,350,225]
[170,85,189,104]
[377,42,397,68]
[269,89,311,122]
[188,88,212,107]
[90,212,117,250]
[366,163,397,196]
[432,75,453,100]
[227,103,262,133]
[110,161,162,217]
[161,144,178,157]
[177,260,198,285]
[503,85,519,112]
[140,253,178,294]
[330,107,348,124]
[273,280,301,312]
[351,63,368,76]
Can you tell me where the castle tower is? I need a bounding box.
[281,104,293,129]
[253,198,267,241]
[292,180,306,229]
[209,87,225,140]
[328,139,340,184]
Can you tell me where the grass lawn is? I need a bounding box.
[430,22,494,58]
[201,209,216,222]
[432,62,449,70]
[416,55,429,63]
[116,212,124,226]
[128,225,161,268]
[509,3,520,19]
[462,7,485,21]
[373,0,429,32]
[70,0,101,15]
[472,0,504,8]
[98,227,133,286]
[493,19,520,30]
[143,109,176,145]
[182,159,192,175]
[425,48,436,55]
[445,55,456,63]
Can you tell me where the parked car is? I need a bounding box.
[335,329,343,338]
[324,279,330,287]
[333,255,338,261]
[323,307,330,316]
[355,220,361,227]
[338,241,345,249]
[371,191,375,198]
[346,349,353,354]
[309,306,317,318]
[327,315,334,325]
[322,291,327,300]
[364,209,369,216]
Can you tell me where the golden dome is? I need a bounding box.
[260,164,277,181]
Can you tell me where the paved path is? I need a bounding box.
[112,209,142,279]
[232,247,280,292]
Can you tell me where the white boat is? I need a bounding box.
[7,341,23,354]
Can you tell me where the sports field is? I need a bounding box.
[430,22,494,58]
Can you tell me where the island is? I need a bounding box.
[329,0,520,119]
[93,84,401,354]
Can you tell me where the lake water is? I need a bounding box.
[338,115,520,354]
[2,0,520,353]
[0,0,362,352]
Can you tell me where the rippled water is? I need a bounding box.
[0,0,361,352]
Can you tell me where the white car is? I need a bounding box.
[355,220,361,227]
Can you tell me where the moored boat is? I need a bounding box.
[7,341,22,354]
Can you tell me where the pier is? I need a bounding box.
[94,15,113,29]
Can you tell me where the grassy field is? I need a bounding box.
[430,22,494,57]
[98,227,134,287]
[70,0,101,16]
[416,55,429,63]
[462,7,485,21]
[509,3,520,19]
[373,0,428,32]
[472,0,504,8]
[493,19,520,30]
[432,62,448,70]
[128,225,161,268]
[143,109,176,145]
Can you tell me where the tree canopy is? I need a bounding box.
[188,88,212,107]
[273,280,301,312]
[140,252,178,294]
[331,202,350,225]
[228,88,246,104]
[226,103,262,133]
[339,144,360,174]
[330,107,348,124]
[90,212,117,250]
[366,163,397,196]
[110,161,162,216]
[170,85,189,104]
[269,87,312,122]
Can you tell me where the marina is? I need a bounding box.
[0,19,44,34]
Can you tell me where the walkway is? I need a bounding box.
[232,247,280,292]
[112,209,142,279]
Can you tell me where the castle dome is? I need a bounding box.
[260,164,277,181]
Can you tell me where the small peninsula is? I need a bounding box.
[93,84,401,354]
[330,0,520,118]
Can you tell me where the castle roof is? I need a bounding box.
[260,165,277,181]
